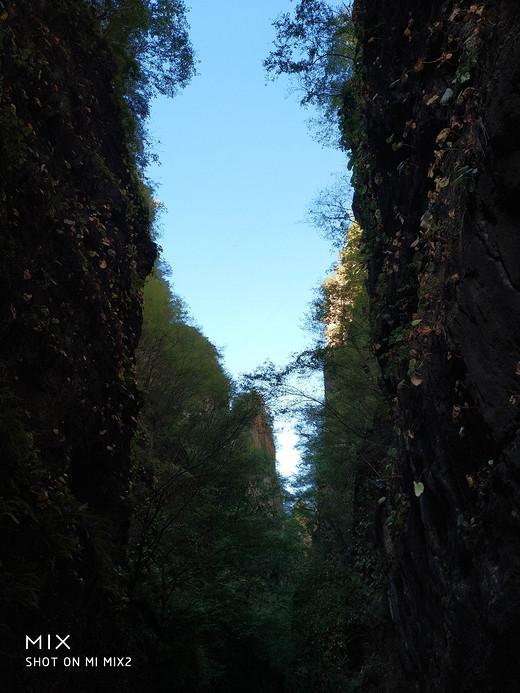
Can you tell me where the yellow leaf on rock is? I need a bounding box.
[424,93,439,106]
[410,373,423,386]
[436,128,452,144]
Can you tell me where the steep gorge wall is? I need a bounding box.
[0,1,156,685]
[352,1,520,690]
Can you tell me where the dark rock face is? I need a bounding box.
[353,1,520,690]
[0,2,155,686]
[0,0,155,519]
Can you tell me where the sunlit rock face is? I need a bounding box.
[353,1,520,690]
[250,407,284,516]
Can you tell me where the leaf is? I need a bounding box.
[423,93,439,106]
[417,323,432,336]
[457,514,468,528]
[436,127,452,144]
[413,481,424,497]
[436,176,450,189]
[99,259,107,269]
[420,210,433,230]
[410,373,423,386]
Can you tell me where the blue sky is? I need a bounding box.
[147,1,348,477]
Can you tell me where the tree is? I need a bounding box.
[307,172,353,247]
[265,1,355,130]
[128,268,300,690]
[88,0,196,163]
[243,223,397,691]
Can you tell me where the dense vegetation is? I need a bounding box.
[128,269,296,692]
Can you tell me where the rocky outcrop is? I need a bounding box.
[352,1,520,690]
[250,406,284,516]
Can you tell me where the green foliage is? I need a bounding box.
[307,172,354,247]
[290,258,395,690]
[89,0,195,164]
[129,268,300,690]
[247,223,398,690]
[137,269,229,421]
[92,0,195,105]
[265,0,355,136]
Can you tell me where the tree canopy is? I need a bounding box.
[88,0,196,163]
[264,0,355,127]
[128,268,300,690]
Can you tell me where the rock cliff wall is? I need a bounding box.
[352,1,520,690]
[0,1,156,686]
[250,407,284,516]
